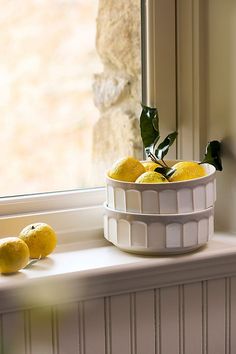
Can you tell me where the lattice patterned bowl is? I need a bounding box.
[104,204,214,255]
[106,161,216,215]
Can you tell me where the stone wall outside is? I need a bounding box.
[92,0,143,184]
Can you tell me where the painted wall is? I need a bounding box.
[205,0,236,232]
[202,0,236,233]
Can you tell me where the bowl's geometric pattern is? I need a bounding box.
[106,162,216,215]
[106,180,216,214]
[105,162,216,255]
[104,206,214,255]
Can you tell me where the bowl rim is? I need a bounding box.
[106,160,216,188]
[104,203,214,221]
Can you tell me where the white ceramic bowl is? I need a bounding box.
[106,161,216,214]
[104,204,214,255]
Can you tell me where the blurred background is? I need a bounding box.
[0,0,101,196]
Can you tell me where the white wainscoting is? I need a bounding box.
[1,277,235,354]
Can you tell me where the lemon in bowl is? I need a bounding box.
[19,223,57,259]
[135,171,169,183]
[108,156,145,182]
[169,161,206,182]
[0,237,29,274]
[142,161,161,172]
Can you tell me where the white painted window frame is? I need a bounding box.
[0,0,201,239]
[176,0,206,161]
[0,0,176,239]
[142,0,205,162]
[0,188,106,241]
[141,0,177,159]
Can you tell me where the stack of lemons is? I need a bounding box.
[0,223,57,274]
[108,156,206,183]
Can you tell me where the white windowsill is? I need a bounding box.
[0,181,235,313]
[1,231,236,313]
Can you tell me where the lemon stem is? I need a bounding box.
[161,159,168,167]
[148,152,167,168]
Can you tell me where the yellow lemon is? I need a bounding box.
[108,156,145,182]
[0,237,29,274]
[135,171,169,183]
[169,161,206,182]
[19,223,57,259]
[142,161,161,172]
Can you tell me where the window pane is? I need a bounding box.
[0,0,143,198]
[0,0,101,196]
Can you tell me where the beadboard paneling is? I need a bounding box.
[184,282,202,354]
[109,294,131,354]
[1,277,236,354]
[56,303,80,354]
[83,298,106,354]
[135,290,155,354]
[230,277,236,352]
[160,285,180,354]
[29,307,54,354]
[207,279,226,354]
[1,311,26,354]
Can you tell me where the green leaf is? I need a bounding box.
[140,105,160,154]
[200,140,223,171]
[155,131,178,160]
[155,167,176,179]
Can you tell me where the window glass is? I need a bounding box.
[0,0,101,197]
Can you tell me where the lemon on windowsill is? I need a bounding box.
[0,237,29,274]
[19,223,57,259]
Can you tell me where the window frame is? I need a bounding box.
[0,188,105,217]
[141,0,205,162]
[141,0,177,160]
[176,0,206,161]
[0,0,191,236]
[0,188,106,240]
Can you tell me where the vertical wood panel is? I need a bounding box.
[56,303,80,354]
[207,279,226,354]
[78,302,85,354]
[155,289,161,354]
[30,307,54,354]
[178,285,184,354]
[110,294,131,354]
[160,286,179,354]
[184,282,202,354]
[142,0,177,158]
[202,281,207,354]
[0,314,3,354]
[1,311,26,354]
[177,0,209,161]
[225,278,230,354]
[230,276,236,352]
[83,298,105,354]
[155,0,177,158]
[135,290,155,354]
[104,297,111,354]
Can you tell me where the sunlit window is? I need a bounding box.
[0,0,102,196]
